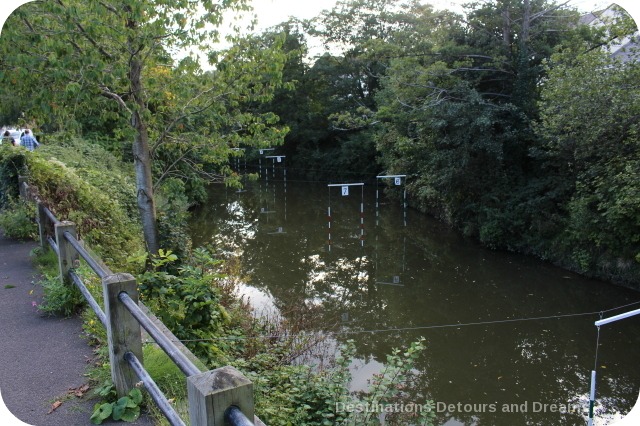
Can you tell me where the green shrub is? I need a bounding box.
[37,273,85,316]
[0,146,27,207]
[156,178,193,261]
[241,338,435,426]
[0,198,37,240]
[38,137,138,219]
[31,246,84,317]
[30,246,58,270]
[19,143,143,269]
[136,248,232,364]
[90,387,143,424]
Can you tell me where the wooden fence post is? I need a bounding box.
[36,202,47,249]
[187,366,254,426]
[103,273,144,397]
[54,221,78,285]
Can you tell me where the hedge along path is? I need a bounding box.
[0,231,152,425]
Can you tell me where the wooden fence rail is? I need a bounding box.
[18,177,260,426]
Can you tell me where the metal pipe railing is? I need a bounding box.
[42,205,60,225]
[69,270,107,327]
[225,405,254,426]
[20,180,256,426]
[46,236,59,256]
[118,291,201,377]
[124,351,186,426]
[63,231,109,279]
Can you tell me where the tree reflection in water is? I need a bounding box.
[190,180,640,426]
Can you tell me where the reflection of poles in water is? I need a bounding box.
[376,175,407,286]
[376,174,407,227]
[327,205,332,252]
[327,182,365,252]
[374,234,407,286]
[360,191,365,246]
[262,156,287,235]
[339,244,369,326]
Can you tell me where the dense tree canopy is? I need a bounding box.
[535,34,640,278]
[254,0,639,285]
[1,0,637,284]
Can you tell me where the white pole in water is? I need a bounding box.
[588,370,596,426]
[376,175,407,227]
[588,307,640,425]
[360,200,364,247]
[595,308,640,327]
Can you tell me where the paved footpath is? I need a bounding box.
[0,232,152,425]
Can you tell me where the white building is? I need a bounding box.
[580,4,639,62]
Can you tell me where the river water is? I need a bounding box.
[190,174,640,426]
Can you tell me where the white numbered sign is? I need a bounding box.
[395,177,402,186]
[342,186,349,196]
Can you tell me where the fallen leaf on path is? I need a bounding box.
[68,383,90,398]
[47,401,62,414]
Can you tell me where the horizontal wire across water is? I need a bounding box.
[141,299,640,344]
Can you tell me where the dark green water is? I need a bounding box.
[190,177,640,426]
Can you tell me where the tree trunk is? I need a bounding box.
[502,9,511,49]
[522,0,531,49]
[130,54,160,255]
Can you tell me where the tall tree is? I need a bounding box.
[0,0,288,254]
[373,0,581,241]
[535,33,640,279]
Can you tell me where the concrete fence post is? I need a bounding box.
[18,175,28,199]
[102,273,143,397]
[187,365,254,426]
[54,221,78,285]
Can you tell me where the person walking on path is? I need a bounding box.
[2,130,17,147]
[19,130,39,151]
